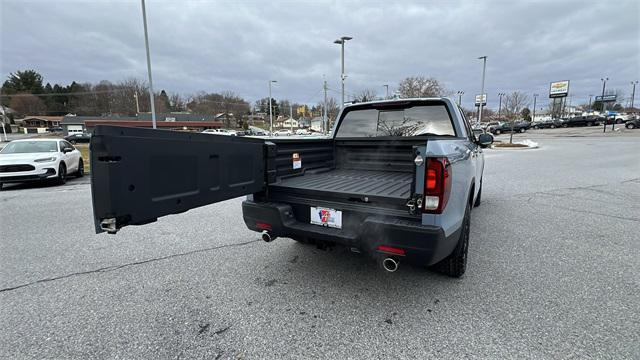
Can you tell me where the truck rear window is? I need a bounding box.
[336,104,455,138]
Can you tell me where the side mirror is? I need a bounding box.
[477,133,493,148]
[63,147,73,153]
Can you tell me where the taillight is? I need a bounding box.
[423,157,451,214]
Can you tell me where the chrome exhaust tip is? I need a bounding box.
[261,230,274,243]
[381,257,399,272]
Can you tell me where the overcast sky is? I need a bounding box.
[1,0,639,109]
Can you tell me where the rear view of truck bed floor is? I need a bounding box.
[271,169,413,200]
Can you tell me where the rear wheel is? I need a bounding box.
[433,203,470,278]
[57,163,67,185]
[519,128,525,133]
[550,125,556,129]
[627,123,636,129]
[587,122,593,126]
[76,159,84,177]
[494,129,501,135]
[616,119,623,124]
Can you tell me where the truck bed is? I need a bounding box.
[271,169,413,200]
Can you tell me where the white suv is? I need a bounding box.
[0,138,84,190]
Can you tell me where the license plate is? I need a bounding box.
[310,207,342,229]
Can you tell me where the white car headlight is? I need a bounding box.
[34,157,57,163]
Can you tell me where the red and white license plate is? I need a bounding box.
[310,207,342,229]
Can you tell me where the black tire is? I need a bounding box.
[627,123,635,129]
[616,119,623,124]
[533,125,539,129]
[76,159,84,177]
[57,163,67,185]
[433,203,470,278]
[550,125,556,129]
[473,183,482,208]
[587,122,593,127]
[519,128,526,133]
[495,129,501,135]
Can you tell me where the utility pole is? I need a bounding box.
[601,77,608,133]
[477,56,487,124]
[383,84,389,99]
[141,0,156,129]
[323,79,328,134]
[532,94,538,123]
[498,92,505,121]
[456,91,464,106]
[290,104,293,132]
[334,36,352,109]
[631,81,638,110]
[268,80,277,135]
[134,91,140,114]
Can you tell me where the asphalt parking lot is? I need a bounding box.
[1,129,639,359]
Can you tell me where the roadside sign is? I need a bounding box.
[549,80,569,98]
[595,94,617,102]
[475,94,487,106]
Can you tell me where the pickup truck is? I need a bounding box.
[89,98,493,277]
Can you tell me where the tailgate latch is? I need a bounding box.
[406,194,423,215]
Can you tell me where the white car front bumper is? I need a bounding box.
[0,162,59,183]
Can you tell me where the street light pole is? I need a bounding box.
[601,77,608,133]
[268,80,277,135]
[477,56,487,124]
[383,84,389,99]
[631,81,638,110]
[334,36,352,109]
[498,92,505,121]
[323,79,328,134]
[532,94,538,123]
[140,0,156,129]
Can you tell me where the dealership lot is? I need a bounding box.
[1,131,639,359]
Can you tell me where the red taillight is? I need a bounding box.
[256,222,272,230]
[423,157,451,214]
[377,245,406,256]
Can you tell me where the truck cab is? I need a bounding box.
[89,98,492,276]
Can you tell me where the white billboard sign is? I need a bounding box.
[549,80,569,98]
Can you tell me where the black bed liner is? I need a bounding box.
[270,169,413,200]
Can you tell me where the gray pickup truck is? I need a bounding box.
[90,98,493,276]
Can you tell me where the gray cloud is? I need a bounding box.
[1,0,639,109]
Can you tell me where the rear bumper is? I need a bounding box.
[0,168,57,183]
[242,200,461,266]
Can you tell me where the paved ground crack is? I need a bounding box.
[0,239,261,294]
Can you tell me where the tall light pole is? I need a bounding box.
[334,36,353,109]
[456,91,464,106]
[323,79,328,134]
[140,0,156,129]
[268,80,277,135]
[498,92,505,121]
[601,77,608,133]
[477,56,487,124]
[383,84,389,99]
[631,81,638,110]
[588,94,593,111]
[532,94,538,123]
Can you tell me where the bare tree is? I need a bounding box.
[9,94,47,116]
[503,91,530,121]
[397,76,447,98]
[354,88,378,102]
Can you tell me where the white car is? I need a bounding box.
[0,138,84,190]
[273,129,292,136]
[201,129,237,136]
[295,129,311,135]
